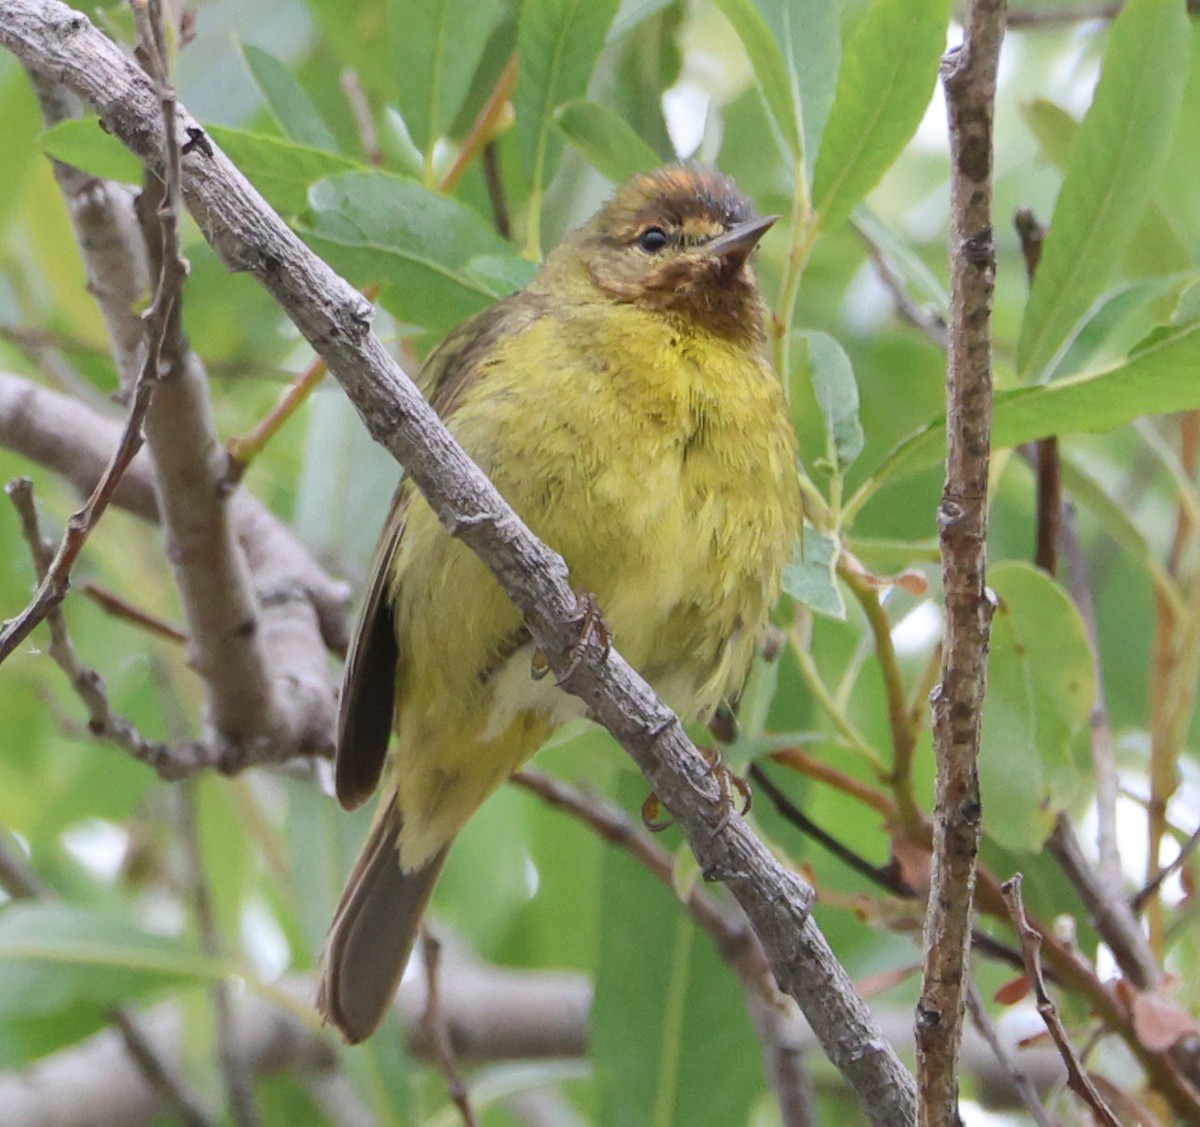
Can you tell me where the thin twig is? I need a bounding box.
[421,931,479,1127]
[0,812,216,1127]
[1059,504,1122,888]
[0,370,352,652]
[108,1010,215,1127]
[437,51,518,195]
[0,362,158,663]
[340,68,381,164]
[965,978,1056,1127]
[1133,823,1200,914]
[854,221,948,350]
[482,141,511,241]
[917,4,1005,1120]
[511,768,815,1127]
[1001,875,1121,1126]
[1047,815,1159,990]
[5,476,196,770]
[0,834,49,898]
[224,284,378,486]
[177,783,260,1127]
[750,764,917,898]
[80,579,188,644]
[1015,209,1061,579]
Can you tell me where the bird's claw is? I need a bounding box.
[530,591,611,685]
[700,745,752,836]
[641,791,674,833]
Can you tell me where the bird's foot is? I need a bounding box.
[530,590,612,685]
[700,745,752,836]
[639,750,752,837]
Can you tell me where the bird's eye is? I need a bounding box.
[637,227,670,254]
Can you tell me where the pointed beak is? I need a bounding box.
[707,214,778,268]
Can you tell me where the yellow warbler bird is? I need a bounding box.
[317,166,801,1042]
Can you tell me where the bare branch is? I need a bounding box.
[854,221,949,350]
[1133,823,1200,914]
[0,4,918,1117]
[421,932,479,1127]
[177,784,260,1127]
[0,371,347,770]
[513,768,816,1127]
[965,979,1055,1127]
[1002,875,1121,1126]
[26,70,148,398]
[918,2,1005,1120]
[4,475,196,768]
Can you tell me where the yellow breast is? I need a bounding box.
[388,303,799,866]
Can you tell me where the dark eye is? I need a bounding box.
[637,226,669,254]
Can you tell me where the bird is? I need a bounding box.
[317,166,802,1043]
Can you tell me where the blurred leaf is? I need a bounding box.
[306,0,397,105]
[39,117,142,184]
[206,126,363,216]
[516,0,622,214]
[196,776,251,949]
[782,529,846,619]
[0,902,224,1019]
[794,330,864,471]
[391,0,504,156]
[1016,0,1191,382]
[867,317,1200,489]
[812,0,952,234]
[717,0,839,173]
[300,170,527,333]
[553,99,662,182]
[712,0,803,160]
[609,0,675,40]
[239,43,341,153]
[981,563,1095,851]
[1053,273,1197,379]
[0,69,43,234]
[593,775,761,1127]
[1020,97,1192,300]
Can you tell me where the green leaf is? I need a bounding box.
[1016,0,1191,382]
[239,43,341,152]
[864,317,1200,489]
[0,902,224,1019]
[981,563,1095,852]
[593,774,762,1127]
[390,0,504,155]
[300,170,526,334]
[608,0,675,41]
[717,0,840,172]
[516,0,622,209]
[712,0,803,160]
[39,117,142,184]
[1020,97,1192,308]
[782,529,846,619]
[811,0,952,234]
[205,126,363,216]
[795,330,864,470]
[553,99,662,182]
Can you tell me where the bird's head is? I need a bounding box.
[545,166,776,342]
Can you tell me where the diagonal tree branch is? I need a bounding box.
[0,370,351,655]
[0,2,917,1118]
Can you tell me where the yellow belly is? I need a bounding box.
[388,307,799,868]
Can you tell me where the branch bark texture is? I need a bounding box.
[917,3,1004,1122]
[0,1,917,1118]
